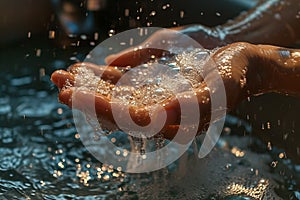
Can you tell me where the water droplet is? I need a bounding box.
[80,34,87,40]
[124,9,130,16]
[224,163,232,170]
[267,142,272,151]
[149,11,156,16]
[180,10,184,18]
[49,30,55,39]
[108,29,115,37]
[270,161,278,168]
[274,13,281,20]
[94,32,99,40]
[278,152,285,159]
[39,68,45,78]
[36,49,42,57]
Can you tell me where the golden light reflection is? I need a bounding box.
[231,147,245,158]
[225,179,269,200]
[57,108,63,115]
[58,161,65,169]
[75,133,80,139]
[77,170,91,186]
[279,152,286,159]
[53,170,63,178]
[49,30,55,39]
[73,159,126,186]
[117,167,122,172]
[103,174,110,181]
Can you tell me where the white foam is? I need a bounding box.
[72,48,212,107]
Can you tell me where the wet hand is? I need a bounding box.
[51,42,263,141]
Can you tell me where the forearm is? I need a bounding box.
[248,44,300,96]
[223,0,300,46]
[173,0,300,48]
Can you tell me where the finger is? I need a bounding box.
[58,88,115,122]
[51,70,75,89]
[105,48,170,67]
[68,62,123,84]
[58,88,178,129]
[157,83,214,141]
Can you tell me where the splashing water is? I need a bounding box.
[73,48,212,107]
[1,37,300,199]
[69,48,300,199]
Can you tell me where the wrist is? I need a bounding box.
[170,25,224,49]
[250,44,300,96]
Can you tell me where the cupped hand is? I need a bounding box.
[51,42,262,142]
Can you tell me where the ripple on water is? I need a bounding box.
[16,96,57,118]
[0,96,11,115]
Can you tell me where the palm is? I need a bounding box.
[51,42,257,141]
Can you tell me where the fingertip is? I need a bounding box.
[67,63,82,73]
[51,70,74,89]
[105,54,116,65]
[58,88,73,107]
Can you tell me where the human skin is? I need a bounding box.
[51,42,300,141]
[176,0,300,48]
